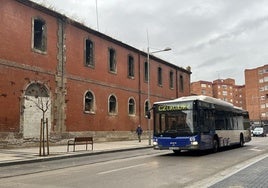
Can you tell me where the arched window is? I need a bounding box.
[128,98,135,115]
[109,95,117,114]
[84,91,95,113]
[25,83,49,97]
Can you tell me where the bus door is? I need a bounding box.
[199,109,215,149]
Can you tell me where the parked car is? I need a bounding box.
[252,127,267,137]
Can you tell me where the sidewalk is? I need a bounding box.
[209,154,268,188]
[0,140,152,167]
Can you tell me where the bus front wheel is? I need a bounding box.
[213,139,219,153]
[173,150,181,154]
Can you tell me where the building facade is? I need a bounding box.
[191,79,245,109]
[245,65,268,125]
[0,0,191,143]
[212,78,245,109]
[190,81,213,97]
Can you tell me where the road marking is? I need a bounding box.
[97,163,146,175]
[248,147,263,152]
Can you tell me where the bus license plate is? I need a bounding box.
[169,147,180,150]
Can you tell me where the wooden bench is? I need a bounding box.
[67,137,93,152]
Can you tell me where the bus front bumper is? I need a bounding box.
[153,140,200,151]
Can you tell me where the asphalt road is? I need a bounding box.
[0,137,267,188]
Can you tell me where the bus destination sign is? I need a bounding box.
[157,102,192,112]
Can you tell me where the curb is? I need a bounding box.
[0,146,152,167]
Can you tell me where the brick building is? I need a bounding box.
[190,81,213,97]
[0,0,191,143]
[245,65,268,125]
[191,78,245,109]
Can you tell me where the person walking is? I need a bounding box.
[136,124,143,142]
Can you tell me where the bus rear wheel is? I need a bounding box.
[212,139,219,153]
[239,134,244,147]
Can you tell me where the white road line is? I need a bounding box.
[98,163,146,175]
[248,147,263,152]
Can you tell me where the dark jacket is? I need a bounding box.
[136,126,143,135]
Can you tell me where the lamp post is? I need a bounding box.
[147,46,171,145]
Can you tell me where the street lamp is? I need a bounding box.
[147,46,171,145]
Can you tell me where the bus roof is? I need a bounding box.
[154,95,234,108]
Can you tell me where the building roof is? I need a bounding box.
[155,95,234,108]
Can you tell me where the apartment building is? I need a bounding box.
[191,78,245,109]
[245,65,268,125]
[190,81,213,97]
[0,0,191,143]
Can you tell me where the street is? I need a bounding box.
[0,137,267,188]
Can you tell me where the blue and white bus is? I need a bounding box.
[152,95,251,153]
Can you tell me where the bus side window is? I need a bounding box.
[233,116,238,130]
[200,109,213,133]
[215,112,225,130]
[199,109,205,132]
[226,114,234,130]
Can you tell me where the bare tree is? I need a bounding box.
[25,91,50,156]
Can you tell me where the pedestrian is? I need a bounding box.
[136,124,143,142]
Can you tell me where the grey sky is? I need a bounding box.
[32,0,268,85]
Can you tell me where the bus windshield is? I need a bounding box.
[154,102,197,137]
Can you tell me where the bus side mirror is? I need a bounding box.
[146,111,151,119]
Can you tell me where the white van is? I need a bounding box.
[252,127,266,137]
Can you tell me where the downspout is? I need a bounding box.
[138,51,141,126]
[176,68,178,98]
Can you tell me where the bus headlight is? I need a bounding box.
[191,141,198,146]
[153,141,158,146]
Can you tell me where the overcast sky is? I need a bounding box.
[32,0,268,85]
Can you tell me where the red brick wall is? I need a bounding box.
[0,0,191,139]
[245,66,263,121]
[63,23,191,133]
[0,0,57,134]
[0,0,58,70]
[191,81,213,96]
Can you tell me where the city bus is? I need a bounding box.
[152,95,251,153]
